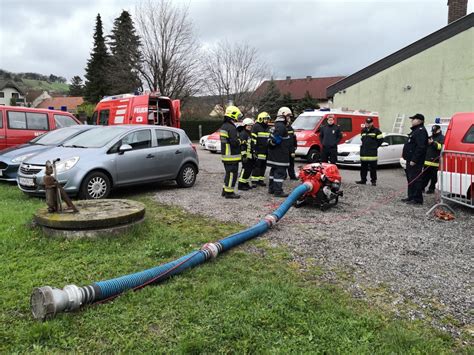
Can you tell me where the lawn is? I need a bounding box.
[0,183,458,353]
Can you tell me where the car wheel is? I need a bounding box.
[80,171,111,199]
[176,163,197,188]
[307,148,320,162]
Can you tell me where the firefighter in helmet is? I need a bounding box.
[237,118,255,191]
[220,105,242,199]
[250,111,271,187]
[422,124,444,194]
[267,107,292,197]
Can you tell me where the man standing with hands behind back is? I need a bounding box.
[402,113,428,205]
[319,115,342,163]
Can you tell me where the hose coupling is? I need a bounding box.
[264,214,278,227]
[201,242,220,259]
[31,284,85,321]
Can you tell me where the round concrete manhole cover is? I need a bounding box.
[34,199,145,237]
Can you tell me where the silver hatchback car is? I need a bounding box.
[17,125,199,199]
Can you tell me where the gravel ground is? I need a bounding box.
[154,146,473,340]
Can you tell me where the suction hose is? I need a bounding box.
[30,182,313,321]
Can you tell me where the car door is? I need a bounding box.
[0,110,6,150]
[390,135,408,164]
[153,129,182,179]
[378,136,392,164]
[114,129,156,184]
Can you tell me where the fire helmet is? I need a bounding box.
[256,111,271,123]
[225,106,243,121]
[242,118,255,126]
[277,106,292,117]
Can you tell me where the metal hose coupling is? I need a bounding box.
[30,284,94,321]
[200,242,221,259]
[303,181,314,194]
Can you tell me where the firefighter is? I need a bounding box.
[250,112,271,187]
[238,118,255,191]
[267,107,292,197]
[286,113,298,180]
[422,124,444,194]
[402,113,428,205]
[320,115,342,163]
[220,105,243,199]
[356,117,383,186]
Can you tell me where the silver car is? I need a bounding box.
[17,125,199,199]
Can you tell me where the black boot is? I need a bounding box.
[274,192,289,198]
[257,181,267,187]
[221,188,225,197]
[238,182,250,191]
[225,192,241,199]
[355,180,366,185]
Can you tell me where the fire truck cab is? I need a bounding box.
[91,92,181,128]
[293,108,380,161]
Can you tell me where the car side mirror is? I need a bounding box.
[345,139,350,143]
[119,144,133,154]
[381,142,389,147]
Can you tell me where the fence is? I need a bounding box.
[427,150,474,215]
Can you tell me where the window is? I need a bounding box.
[0,111,2,128]
[89,111,98,125]
[7,111,48,130]
[391,135,408,145]
[121,130,152,150]
[337,117,352,132]
[383,136,391,145]
[27,112,49,130]
[54,114,77,128]
[99,110,110,126]
[156,129,179,146]
[11,93,20,99]
[462,125,474,144]
[0,92,4,98]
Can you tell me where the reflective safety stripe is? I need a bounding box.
[360,156,378,161]
[273,178,284,182]
[228,172,233,188]
[225,143,230,156]
[268,176,274,180]
[223,187,234,192]
[257,154,267,159]
[424,161,439,167]
[219,130,229,138]
[367,133,376,137]
[267,160,290,166]
[376,134,384,139]
[257,132,270,137]
[435,142,442,150]
[221,155,241,162]
[287,130,294,134]
[251,138,257,143]
[251,133,257,137]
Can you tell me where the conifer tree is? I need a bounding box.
[69,76,84,96]
[257,80,281,117]
[84,14,111,103]
[107,10,142,94]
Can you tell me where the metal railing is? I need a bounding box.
[427,150,474,215]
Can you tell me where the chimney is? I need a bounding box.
[286,76,291,81]
[306,75,312,81]
[447,0,468,24]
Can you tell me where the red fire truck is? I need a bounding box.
[91,92,181,128]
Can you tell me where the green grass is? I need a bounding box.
[21,79,69,94]
[0,183,459,353]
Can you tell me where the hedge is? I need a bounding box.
[180,120,222,140]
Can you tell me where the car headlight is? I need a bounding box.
[12,153,37,163]
[297,141,307,146]
[348,151,360,156]
[55,157,80,173]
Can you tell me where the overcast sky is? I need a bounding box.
[0,0,472,83]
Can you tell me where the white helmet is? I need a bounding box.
[242,118,254,126]
[277,106,292,117]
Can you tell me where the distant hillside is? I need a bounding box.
[21,79,69,94]
[0,69,70,94]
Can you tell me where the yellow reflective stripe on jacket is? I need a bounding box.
[376,134,384,139]
[251,133,257,138]
[225,143,230,156]
[360,156,378,161]
[257,154,267,159]
[435,142,442,150]
[221,156,241,162]
[424,161,439,167]
[219,130,229,138]
[257,132,270,137]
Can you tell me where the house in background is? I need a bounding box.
[255,76,346,107]
[327,4,473,133]
[36,96,84,114]
[0,80,26,106]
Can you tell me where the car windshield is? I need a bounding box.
[292,115,324,130]
[346,134,362,144]
[63,126,127,148]
[29,127,88,146]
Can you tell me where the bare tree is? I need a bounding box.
[135,0,202,103]
[202,40,268,116]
